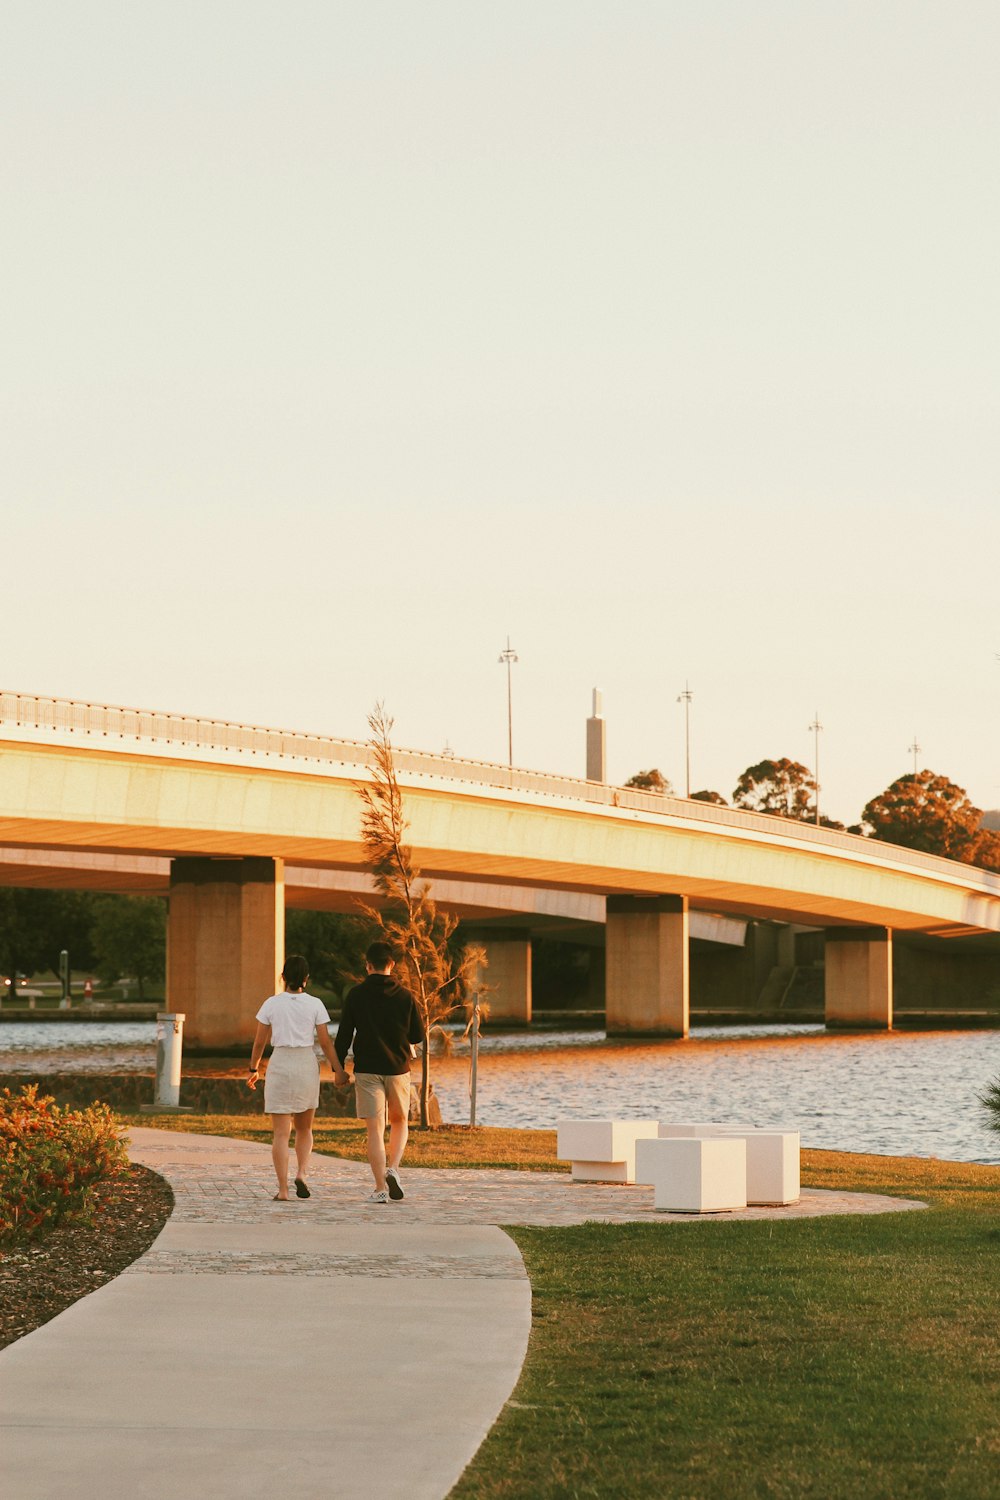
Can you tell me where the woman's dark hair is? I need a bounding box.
[282,954,310,991]
[366,940,393,970]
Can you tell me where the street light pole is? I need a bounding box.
[676,682,693,797]
[808,711,823,826]
[498,636,518,767]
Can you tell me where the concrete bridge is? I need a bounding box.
[1,692,999,1047]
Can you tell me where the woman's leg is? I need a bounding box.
[292,1108,315,1181]
[271,1114,292,1198]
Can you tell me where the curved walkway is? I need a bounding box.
[0,1129,926,1500]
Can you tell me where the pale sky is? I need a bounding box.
[3,3,999,826]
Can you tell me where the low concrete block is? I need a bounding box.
[648,1136,748,1213]
[711,1129,800,1205]
[556,1119,659,1183]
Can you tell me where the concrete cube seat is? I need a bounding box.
[556,1119,659,1183]
[709,1128,800,1205]
[636,1135,748,1213]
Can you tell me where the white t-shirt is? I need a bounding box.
[255,991,331,1048]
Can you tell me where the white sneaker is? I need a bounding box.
[367,1189,389,1204]
[385,1166,404,1201]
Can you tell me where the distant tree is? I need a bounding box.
[733,759,816,820]
[284,910,370,1002]
[862,771,983,862]
[972,829,1000,874]
[690,789,727,806]
[625,769,673,794]
[0,890,52,999]
[91,896,166,999]
[36,892,100,980]
[357,705,485,1127]
[818,815,847,831]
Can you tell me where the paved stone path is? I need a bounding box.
[129,1126,928,1229]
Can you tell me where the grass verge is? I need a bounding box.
[118,1114,564,1171]
[452,1152,1000,1500]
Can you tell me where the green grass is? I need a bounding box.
[118,1114,564,1171]
[452,1152,1000,1500]
[120,1114,1000,1496]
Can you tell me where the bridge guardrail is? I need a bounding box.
[2,689,998,894]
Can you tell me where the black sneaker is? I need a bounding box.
[385,1166,404,1201]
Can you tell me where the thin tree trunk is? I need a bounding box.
[420,1036,430,1127]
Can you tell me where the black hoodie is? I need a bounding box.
[335,972,424,1076]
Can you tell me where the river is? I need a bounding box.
[4,1020,1000,1164]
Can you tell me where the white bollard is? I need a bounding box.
[154,1012,185,1108]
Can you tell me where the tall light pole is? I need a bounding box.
[908,735,921,774]
[676,681,693,797]
[498,636,518,767]
[809,711,823,825]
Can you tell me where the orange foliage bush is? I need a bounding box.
[0,1084,127,1244]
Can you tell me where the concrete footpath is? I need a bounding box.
[0,1129,926,1500]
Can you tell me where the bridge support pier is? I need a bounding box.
[824,926,893,1030]
[606,895,689,1037]
[168,856,284,1050]
[467,930,532,1025]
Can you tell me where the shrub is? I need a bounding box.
[980,1078,1000,1136]
[0,1085,127,1245]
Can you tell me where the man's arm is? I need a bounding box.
[407,1000,426,1050]
[316,1022,349,1087]
[334,994,356,1068]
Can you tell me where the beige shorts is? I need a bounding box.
[354,1071,410,1121]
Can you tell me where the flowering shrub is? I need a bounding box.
[0,1085,128,1245]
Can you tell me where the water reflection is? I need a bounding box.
[3,1021,1000,1165]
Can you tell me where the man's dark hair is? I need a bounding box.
[366,940,393,970]
[281,953,310,991]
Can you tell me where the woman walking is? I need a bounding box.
[247,954,347,1200]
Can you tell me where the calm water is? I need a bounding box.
[4,1021,1000,1165]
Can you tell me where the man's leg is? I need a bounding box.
[271,1114,292,1198]
[386,1074,409,1169]
[384,1074,410,1200]
[364,1108,387,1191]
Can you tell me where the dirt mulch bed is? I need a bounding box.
[0,1163,174,1350]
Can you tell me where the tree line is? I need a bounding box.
[0,890,167,1001]
[0,888,379,1007]
[625,760,1000,872]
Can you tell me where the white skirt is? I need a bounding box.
[264,1046,320,1114]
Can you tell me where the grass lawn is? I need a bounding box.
[455,1152,1000,1500]
[118,1114,565,1171]
[120,1114,1000,1497]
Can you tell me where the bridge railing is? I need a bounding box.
[2,690,998,891]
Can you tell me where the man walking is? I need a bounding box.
[334,941,425,1203]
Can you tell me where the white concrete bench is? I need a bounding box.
[640,1123,800,1206]
[635,1135,748,1213]
[556,1119,658,1183]
[710,1128,800,1205]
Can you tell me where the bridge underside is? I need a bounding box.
[1,845,996,1046]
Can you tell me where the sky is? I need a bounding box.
[2,2,999,826]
